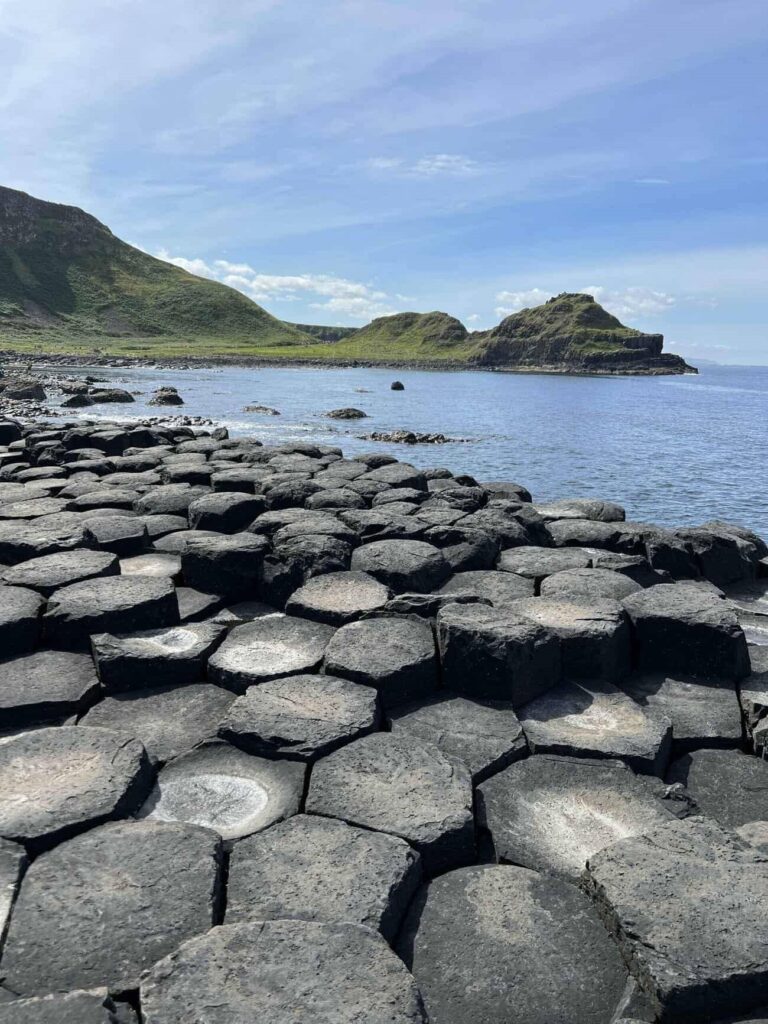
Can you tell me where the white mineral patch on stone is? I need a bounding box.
[146,774,269,833]
[134,627,200,654]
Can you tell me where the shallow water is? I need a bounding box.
[44,362,768,536]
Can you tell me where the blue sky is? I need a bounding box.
[1,0,767,362]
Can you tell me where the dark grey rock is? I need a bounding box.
[69,488,140,512]
[438,569,534,608]
[399,864,627,1024]
[619,673,743,751]
[513,597,632,681]
[306,732,474,874]
[547,518,642,554]
[226,814,420,941]
[91,620,225,692]
[623,583,750,680]
[139,741,305,841]
[44,576,179,649]
[134,484,208,517]
[80,684,235,764]
[0,650,100,728]
[181,532,268,598]
[583,817,768,1023]
[0,585,43,657]
[351,539,450,593]
[140,920,428,1023]
[0,838,26,952]
[152,527,220,553]
[175,586,224,623]
[0,497,70,520]
[436,603,560,704]
[285,570,391,625]
[0,520,87,566]
[82,516,148,556]
[188,491,264,532]
[389,692,526,782]
[208,615,334,692]
[666,748,768,828]
[422,524,499,572]
[518,679,672,775]
[0,820,221,997]
[498,545,593,582]
[0,990,119,1022]
[219,673,379,761]
[1,550,118,596]
[0,726,152,852]
[380,591,488,618]
[540,567,642,602]
[136,513,189,538]
[534,498,625,522]
[478,754,674,881]
[324,616,437,710]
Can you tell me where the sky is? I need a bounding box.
[1,0,767,363]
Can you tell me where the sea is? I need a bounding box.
[41,362,768,538]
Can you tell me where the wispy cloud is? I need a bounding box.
[633,177,671,185]
[366,153,484,179]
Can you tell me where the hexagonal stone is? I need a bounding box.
[512,597,631,681]
[398,864,627,1024]
[219,674,379,761]
[623,584,750,680]
[181,532,269,598]
[226,814,420,941]
[666,748,768,828]
[187,491,264,533]
[478,754,674,881]
[175,585,224,623]
[535,497,625,521]
[80,684,235,765]
[91,620,225,692]
[1,550,118,597]
[437,569,534,608]
[44,577,179,649]
[0,820,221,997]
[0,519,86,566]
[207,615,335,693]
[118,551,181,579]
[140,920,428,1024]
[497,545,592,583]
[82,516,148,556]
[0,650,100,729]
[0,838,26,950]
[518,679,672,775]
[307,733,474,874]
[324,617,438,710]
[0,727,152,852]
[0,989,118,1024]
[436,603,560,705]
[285,571,391,625]
[620,673,743,752]
[139,742,305,842]
[540,567,642,602]
[583,817,768,1023]
[0,586,43,657]
[389,693,526,783]
[351,539,450,593]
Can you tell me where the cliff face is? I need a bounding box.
[469,293,695,374]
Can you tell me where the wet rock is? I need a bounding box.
[80,683,235,765]
[438,568,534,607]
[324,407,368,419]
[497,545,593,582]
[0,650,100,729]
[1,549,118,596]
[512,597,631,681]
[324,616,438,710]
[399,864,627,1024]
[219,672,379,761]
[181,532,268,598]
[583,817,768,1023]
[540,566,642,602]
[140,920,427,1024]
[226,814,420,941]
[4,381,46,402]
[307,732,475,874]
[44,576,179,649]
[148,386,184,406]
[351,539,450,592]
[91,620,225,692]
[623,584,750,680]
[139,741,305,842]
[0,726,152,852]
[391,380,405,390]
[62,393,96,408]
[0,586,43,656]
[518,678,672,775]
[285,570,390,625]
[437,603,560,704]
[208,614,334,692]
[478,754,674,881]
[88,388,134,404]
[1,820,221,996]
[620,673,742,751]
[390,692,526,783]
[188,491,264,532]
[0,989,116,1023]
[666,748,768,828]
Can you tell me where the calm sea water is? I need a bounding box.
[44,362,768,537]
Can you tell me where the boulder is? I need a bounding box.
[666,748,768,828]
[285,570,390,625]
[0,650,100,729]
[140,920,427,1024]
[87,389,134,404]
[0,820,221,996]
[398,864,627,1024]
[351,539,450,592]
[91,620,225,692]
[391,380,405,389]
[1,550,118,596]
[324,617,438,710]
[306,732,475,874]
[226,814,420,941]
[324,408,368,419]
[219,673,379,761]
[148,387,184,406]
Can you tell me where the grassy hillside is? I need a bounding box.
[0,185,311,349]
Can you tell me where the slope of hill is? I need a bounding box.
[0,185,311,351]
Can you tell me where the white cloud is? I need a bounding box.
[493,285,676,320]
[155,250,396,320]
[633,177,671,185]
[494,287,552,318]
[366,153,484,179]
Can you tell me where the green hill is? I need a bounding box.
[0,185,311,354]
